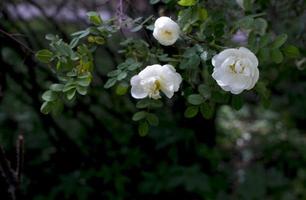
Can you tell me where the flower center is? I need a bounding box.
[229,61,245,74]
[164,30,172,36]
[148,80,161,99]
[162,30,173,40]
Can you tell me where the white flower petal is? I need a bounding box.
[247,67,259,89]
[130,64,182,99]
[212,49,238,68]
[211,47,259,94]
[130,75,148,99]
[239,47,259,67]
[153,16,180,46]
[161,86,174,98]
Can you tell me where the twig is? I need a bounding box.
[0,28,34,54]
[0,145,19,200]
[16,133,24,184]
[116,0,125,27]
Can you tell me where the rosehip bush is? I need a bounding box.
[35,0,300,137]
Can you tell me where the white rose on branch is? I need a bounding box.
[153,16,180,46]
[212,47,259,95]
[130,64,182,99]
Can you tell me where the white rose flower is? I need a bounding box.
[130,64,182,99]
[153,16,180,46]
[212,47,259,94]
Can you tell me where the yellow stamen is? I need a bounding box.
[164,30,172,36]
[229,63,237,73]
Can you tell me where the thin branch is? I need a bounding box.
[0,145,19,200]
[16,133,24,184]
[0,29,34,54]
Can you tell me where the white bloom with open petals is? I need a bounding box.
[212,47,259,94]
[153,16,180,46]
[130,64,182,99]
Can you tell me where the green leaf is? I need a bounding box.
[93,36,105,45]
[271,48,284,64]
[87,11,102,26]
[127,63,141,71]
[178,7,194,33]
[255,82,270,107]
[211,91,230,104]
[51,100,64,116]
[200,102,214,119]
[66,89,76,100]
[283,45,300,58]
[116,84,128,96]
[198,8,208,21]
[231,95,244,110]
[271,34,288,49]
[45,34,56,41]
[36,49,53,63]
[132,111,147,121]
[238,16,254,29]
[259,35,270,48]
[214,22,225,37]
[136,99,150,109]
[49,84,64,92]
[63,83,76,92]
[198,84,211,99]
[77,76,91,87]
[187,94,204,105]
[107,70,122,77]
[69,37,80,48]
[146,113,159,126]
[258,48,270,62]
[149,100,163,108]
[136,99,163,109]
[150,0,160,4]
[104,78,117,89]
[248,32,258,53]
[138,121,149,137]
[178,0,197,6]
[131,25,143,32]
[40,101,53,115]
[42,90,57,102]
[253,18,267,36]
[256,82,270,99]
[179,54,200,69]
[117,72,128,81]
[76,86,87,95]
[71,29,90,39]
[243,0,253,11]
[184,106,199,118]
[67,71,77,77]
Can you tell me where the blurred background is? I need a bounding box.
[0,0,306,199]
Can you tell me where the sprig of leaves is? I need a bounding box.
[36,12,118,114]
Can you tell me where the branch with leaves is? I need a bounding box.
[36,0,301,136]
